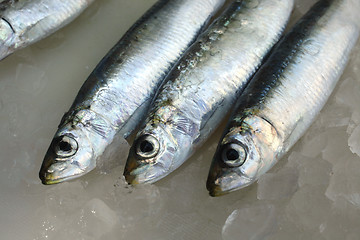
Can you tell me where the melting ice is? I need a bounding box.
[0,0,359,239]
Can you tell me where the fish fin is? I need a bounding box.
[170,115,199,138]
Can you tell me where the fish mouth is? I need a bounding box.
[124,161,166,185]
[123,152,170,185]
[39,164,83,185]
[123,154,141,184]
[38,156,88,185]
[40,176,63,185]
[124,173,138,185]
[206,171,229,197]
[206,174,252,197]
[206,159,252,197]
[39,170,82,185]
[206,181,230,197]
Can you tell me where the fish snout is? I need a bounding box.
[123,155,168,185]
[206,155,252,197]
[39,133,94,185]
[39,161,67,185]
[206,159,228,197]
[206,170,252,197]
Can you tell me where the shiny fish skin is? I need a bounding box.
[0,0,17,11]
[207,0,360,197]
[0,0,95,60]
[39,0,225,185]
[124,0,294,185]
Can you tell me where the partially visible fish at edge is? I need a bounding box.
[39,0,226,185]
[207,0,360,197]
[0,0,95,60]
[124,0,294,185]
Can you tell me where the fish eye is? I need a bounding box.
[135,134,160,159]
[221,143,247,167]
[54,135,78,158]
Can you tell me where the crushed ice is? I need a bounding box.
[0,0,359,239]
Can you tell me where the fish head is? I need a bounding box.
[0,18,15,59]
[39,123,95,185]
[124,119,194,184]
[40,108,115,184]
[207,115,281,196]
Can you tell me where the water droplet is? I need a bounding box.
[303,40,320,56]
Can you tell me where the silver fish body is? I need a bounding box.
[39,0,225,184]
[207,0,360,196]
[124,0,294,184]
[0,0,95,60]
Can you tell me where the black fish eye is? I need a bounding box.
[54,135,78,158]
[58,140,72,152]
[226,148,239,161]
[140,140,154,153]
[135,134,160,159]
[221,143,247,167]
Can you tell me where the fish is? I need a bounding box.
[0,0,95,60]
[206,0,360,197]
[39,0,226,185]
[124,0,294,185]
[0,0,17,11]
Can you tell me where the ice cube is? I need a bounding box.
[316,105,350,129]
[257,167,299,200]
[268,220,327,240]
[320,198,360,239]
[285,185,332,231]
[78,198,119,238]
[96,134,130,174]
[222,204,277,240]
[325,154,360,208]
[156,212,222,240]
[347,111,360,134]
[321,128,351,165]
[44,182,89,215]
[112,179,163,228]
[287,151,332,188]
[348,124,360,156]
[300,132,328,158]
[15,63,48,95]
[335,77,360,112]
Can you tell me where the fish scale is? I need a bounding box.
[124,0,294,185]
[0,0,95,60]
[207,0,360,196]
[39,0,225,184]
[263,27,354,145]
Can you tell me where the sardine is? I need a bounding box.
[207,0,360,196]
[39,0,225,185]
[0,0,17,11]
[124,0,294,184]
[0,0,95,60]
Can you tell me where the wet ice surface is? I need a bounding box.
[0,0,359,239]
